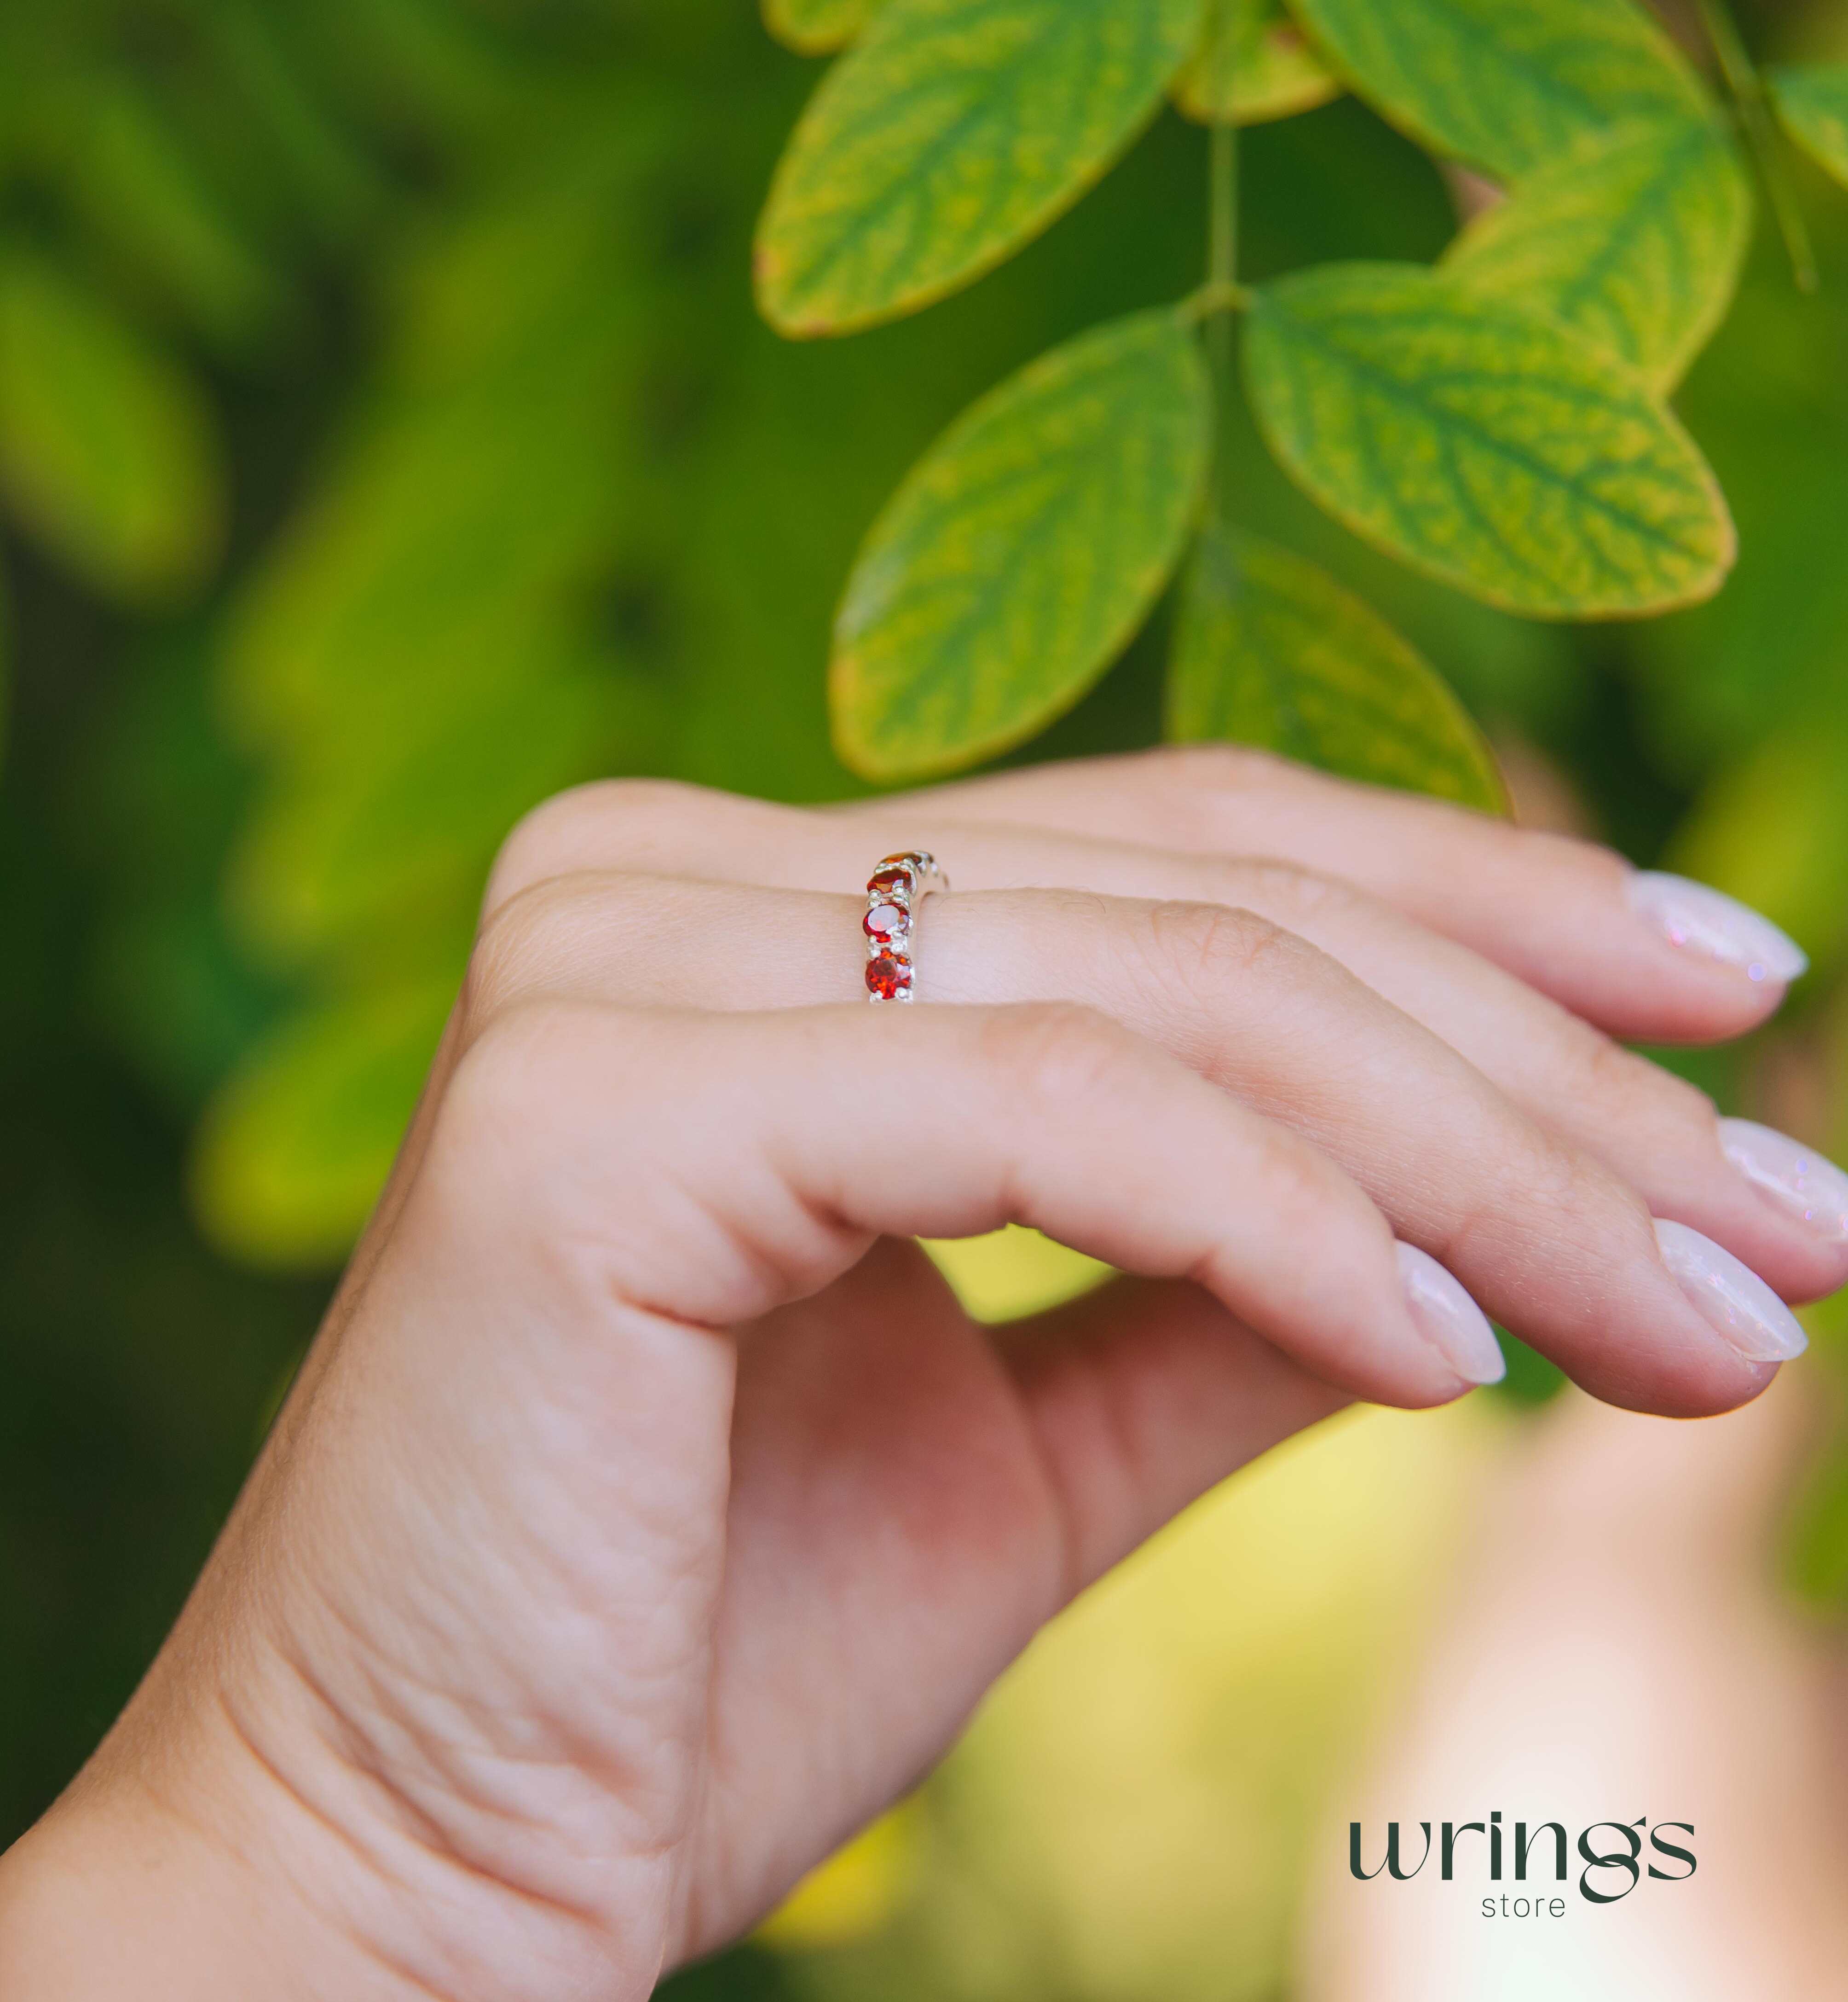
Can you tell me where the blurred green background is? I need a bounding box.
[5,2,1848,1996]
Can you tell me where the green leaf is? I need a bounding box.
[832,309,1211,781]
[1242,261,1735,619]
[1444,116,1751,393]
[763,0,878,54]
[0,250,224,603]
[1174,0,1340,126]
[756,0,1205,336]
[1288,0,1705,183]
[1769,63,1848,192]
[1167,524,1507,812]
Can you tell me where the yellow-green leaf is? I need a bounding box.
[832,309,1210,781]
[756,0,1205,337]
[763,0,878,56]
[1289,0,1705,183]
[1174,0,1340,126]
[1243,262,1735,618]
[1167,524,1506,812]
[1444,116,1750,392]
[0,250,224,603]
[192,979,454,1270]
[1770,63,1848,191]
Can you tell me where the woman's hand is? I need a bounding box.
[4,748,1840,2002]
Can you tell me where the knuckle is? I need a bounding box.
[460,879,581,1040]
[442,995,676,1173]
[991,1001,1140,1113]
[1575,1031,1718,1145]
[1217,858,1363,928]
[1141,898,1309,1007]
[439,996,605,1170]
[456,893,549,1049]
[463,869,682,1044]
[486,779,711,910]
[1247,1120,1357,1233]
[1464,1127,1652,1268]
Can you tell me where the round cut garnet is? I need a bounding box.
[869,863,913,896]
[864,902,908,942]
[866,952,912,1000]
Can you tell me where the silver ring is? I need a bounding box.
[863,851,947,1004]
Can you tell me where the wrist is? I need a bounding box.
[0,1677,438,2002]
[0,1706,408,2002]
[0,1583,668,2002]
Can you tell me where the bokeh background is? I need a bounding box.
[5,1,1848,1994]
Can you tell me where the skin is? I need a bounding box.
[0,746,1839,2001]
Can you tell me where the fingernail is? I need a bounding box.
[1627,871,1808,983]
[1720,1118,1848,1244]
[1654,1218,1808,1362]
[1397,1243,1506,1385]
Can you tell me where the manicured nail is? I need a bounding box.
[1627,871,1808,984]
[1654,1219,1807,1362]
[1720,1118,1848,1244]
[1397,1243,1506,1385]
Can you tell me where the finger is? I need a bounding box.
[878,748,1808,1042]
[441,998,1493,1409]
[463,878,1796,1416]
[483,789,1848,1307]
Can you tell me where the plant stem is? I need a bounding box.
[1693,0,1819,293]
[1208,117,1238,297]
[1205,114,1239,520]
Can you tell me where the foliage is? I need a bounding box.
[754,0,1848,803]
[0,249,222,604]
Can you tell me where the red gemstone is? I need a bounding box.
[866,952,912,1000]
[864,902,908,941]
[869,864,913,896]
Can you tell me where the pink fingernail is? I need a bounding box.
[1654,1219,1807,1362]
[1397,1244,1505,1385]
[1627,872,1807,983]
[1721,1118,1848,1244]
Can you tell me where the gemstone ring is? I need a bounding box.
[863,851,947,1004]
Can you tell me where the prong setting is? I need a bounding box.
[864,851,945,1003]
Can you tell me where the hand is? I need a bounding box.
[4,749,1839,2002]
